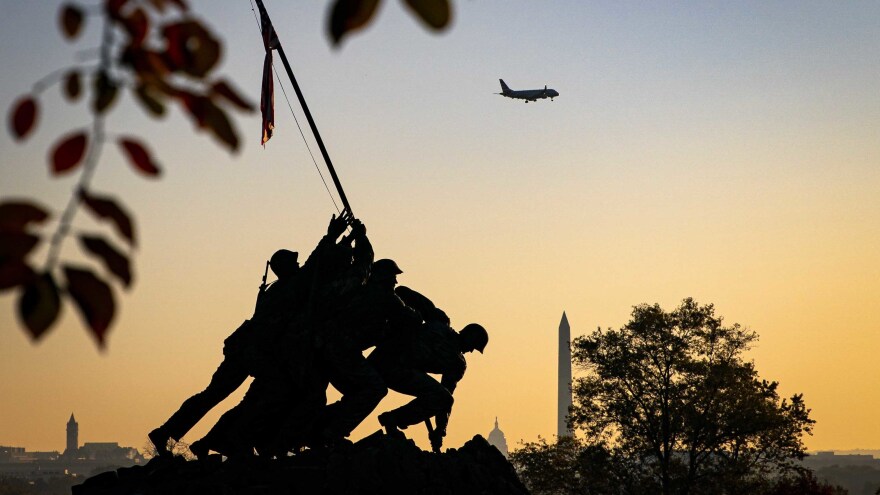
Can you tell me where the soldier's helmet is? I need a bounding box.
[460,323,489,353]
[371,259,403,281]
[270,249,299,279]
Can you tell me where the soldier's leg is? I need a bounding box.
[193,377,287,459]
[321,347,387,440]
[378,370,453,429]
[150,356,249,449]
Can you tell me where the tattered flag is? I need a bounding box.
[258,3,279,146]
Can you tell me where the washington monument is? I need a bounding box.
[558,312,573,437]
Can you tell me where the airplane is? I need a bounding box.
[496,79,559,102]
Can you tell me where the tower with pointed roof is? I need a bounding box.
[487,417,509,458]
[558,312,573,437]
[65,413,79,456]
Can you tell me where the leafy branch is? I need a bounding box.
[3,0,254,349]
[3,0,453,349]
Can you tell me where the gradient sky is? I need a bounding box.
[1,1,879,454]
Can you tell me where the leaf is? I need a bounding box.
[79,190,136,246]
[63,71,82,101]
[50,131,88,175]
[204,102,239,152]
[9,97,38,141]
[0,233,40,260]
[147,0,188,13]
[79,235,133,287]
[134,84,166,116]
[180,93,239,152]
[121,8,149,46]
[211,80,255,112]
[63,265,115,348]
[118,137,162,177]
[123,48,170,79]
[162,21,221,77]
[0,201,50,232]
[105,0,128,20]
[328,0,381,46]
[18,272,61,341]
[0,261,36,292]
[403,0,451,30]
[60,4,85,40]
[93,71,119,114]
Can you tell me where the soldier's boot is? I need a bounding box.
[189,439,209,460]
[148,427,173,457]
[378,412,406,440]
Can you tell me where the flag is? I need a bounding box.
[259,4,279,146]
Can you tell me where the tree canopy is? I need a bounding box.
[511,298,817,495]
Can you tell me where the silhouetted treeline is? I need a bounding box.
[510,298,836,495]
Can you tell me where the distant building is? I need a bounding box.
[77,442,141,463]
[0,413,144,481]
[487,418,509,458]
[65,413,78,456]
[803,451,880,470]
[0,446,26,462]
[802,452,880,495]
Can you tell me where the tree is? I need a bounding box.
[510,436,634,495]
[567,298,815,495]
[2,0,452,348]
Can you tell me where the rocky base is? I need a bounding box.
[72,433,529,495]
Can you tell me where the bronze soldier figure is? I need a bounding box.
[187,213,374,458]
[370,319,488,452]
[147,248,300,456]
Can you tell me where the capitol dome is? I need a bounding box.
[487,417,508,458]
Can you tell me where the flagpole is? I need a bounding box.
[255,0,354,216]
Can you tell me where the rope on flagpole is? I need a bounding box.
[248,0,342,214]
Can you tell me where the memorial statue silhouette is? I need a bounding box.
[145,212,491,462]
[65,1,529,490]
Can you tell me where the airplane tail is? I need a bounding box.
[499,79,512,95]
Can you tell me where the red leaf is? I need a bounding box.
[133,84,166,116]
[0,261,37,292]
[149,0,187,12]
[211,80,255,112]
[50,131,88,175]
[63,71,82,101]
[105,0,128,20]
[180,92,210,126]
[79,235,133,287]
[0,201,50,232]
[63,265,115,348]
[9,97,38,141]
[0,232,40,260]
[118,137,161,177]
[79,190,136,246]
[328,0,380,45]
[204,102,238,152]
[60,4,84,40]
[18,272,61,341]
[180,93,239,152]
[162,21,220,77]
[121,8,149,46]
[402,0,451,30]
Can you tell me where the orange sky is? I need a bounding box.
[1,1,879,454]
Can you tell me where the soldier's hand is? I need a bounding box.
[350,219,366,238]
[327,213,348,238]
